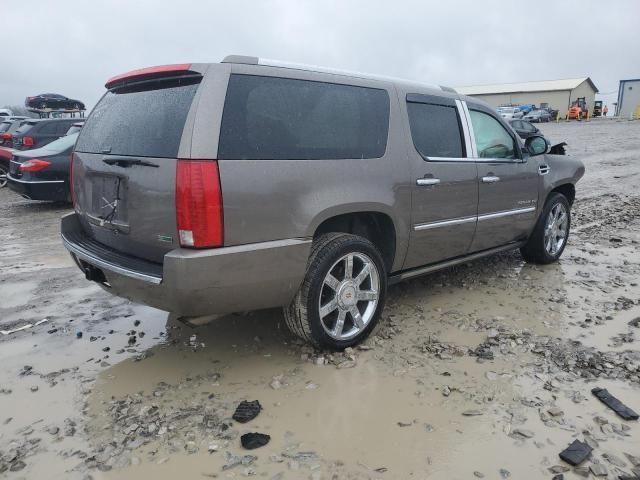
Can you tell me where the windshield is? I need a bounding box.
[41,132,79,152]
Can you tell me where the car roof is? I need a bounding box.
[219,55,458,97]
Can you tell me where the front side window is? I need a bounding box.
[407,102,464,158]
[469,110,517,159]
[218,75,390,160]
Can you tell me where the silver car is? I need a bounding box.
[497,106,524,119]
[62,55,585,349]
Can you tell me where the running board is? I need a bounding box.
[388,242,526,285]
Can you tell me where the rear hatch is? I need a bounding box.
[9,120,36,148]
[72,68,203,263]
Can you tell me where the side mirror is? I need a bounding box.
[525,135,548,156]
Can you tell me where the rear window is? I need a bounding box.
[407,102,464,158]
[218,75,390,160]
[75,77,200,158]
[15,122,37,135]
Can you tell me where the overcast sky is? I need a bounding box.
[3,0,638,110]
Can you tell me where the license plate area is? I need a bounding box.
[87,173,129,233]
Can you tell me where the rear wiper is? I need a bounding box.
[102,158,159,168]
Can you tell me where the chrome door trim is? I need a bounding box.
[477,206,535,221]
[459,100,478,158]
[481,176,501,183]
[7,174,64,184]
[414,215,477,231]
[455,99,474,158]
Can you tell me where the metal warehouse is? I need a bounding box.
[616,78,640,118]
[456,78,598,114]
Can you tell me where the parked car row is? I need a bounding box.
[0,117,83,201]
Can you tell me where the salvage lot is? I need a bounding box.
[1,120,639,479]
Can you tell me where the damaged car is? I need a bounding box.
[62,57,585,349]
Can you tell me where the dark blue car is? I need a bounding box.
[25,93,85,111]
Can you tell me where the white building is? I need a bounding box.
[456,78,598,113]
[616,78,640,118]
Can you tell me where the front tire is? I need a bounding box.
[284,233,387,349]
[0,164,8,188]
[521,193,571,264]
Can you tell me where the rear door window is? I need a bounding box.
[75,77,200,158]
[406,101,464,159]
[218,75,390,160]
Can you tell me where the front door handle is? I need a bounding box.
[417,178,441,186]
[482,176,500,183]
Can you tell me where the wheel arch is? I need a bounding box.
[312,209,398,273]
[549,183,575,205]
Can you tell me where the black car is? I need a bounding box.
[7,132,78,202]
[0,119,25,146]
[509,119,541,139]
[10,118,78,150]
[25,93,85,111]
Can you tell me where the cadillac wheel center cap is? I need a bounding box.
[338,283,357,307]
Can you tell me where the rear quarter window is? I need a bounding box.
[75,77,200,158]
[218,75,390,160]
[15,122,36,135]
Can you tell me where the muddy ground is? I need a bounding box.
[1,119,639,480]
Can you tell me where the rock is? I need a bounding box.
[473,472,484,478]
[76,331,83,339]
[47,426,60,435]
[589,463,607,476]
[547,407,564,417]
[222,451,257,470]
[462,410,483,416]
[128,336,137,346]
[397,421,412,427]
[30,386,38,392]
[602,452,626,468]
[240,432,270,450]
[442,386,451,397]
[572,466,590,477]
[511,428,534,439]
[9,461,26,472]
[559,440,592,466]
[270,376,284,390]
[552,475,564,480]
[624,453,640,467]
[549,465,569,473]
[499,468,510,478]
[232,400,262,423]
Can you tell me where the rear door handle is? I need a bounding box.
[417,178,440,186]
[482,176,500,183]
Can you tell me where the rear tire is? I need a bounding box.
[284,233,387,349]
[520,193,571,264]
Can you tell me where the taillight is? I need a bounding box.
[19,159,51,173]
[0,132,11,140]
[22,136,34,147]
[176,160,223,248]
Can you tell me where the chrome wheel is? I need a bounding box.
[544,203,568,256]
[0,166,7,188]
[318,252,380,341]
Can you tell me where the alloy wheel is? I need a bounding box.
[544,203,568,256]
[318,252,380,341]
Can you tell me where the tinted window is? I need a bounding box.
[15,122,37,135]
[407,102,464,158]
[469,110,517,159]
[38,122,59,135]
[75,77,200,158]
[219,75,389,160]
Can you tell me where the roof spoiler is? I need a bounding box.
[105,64,197,90]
